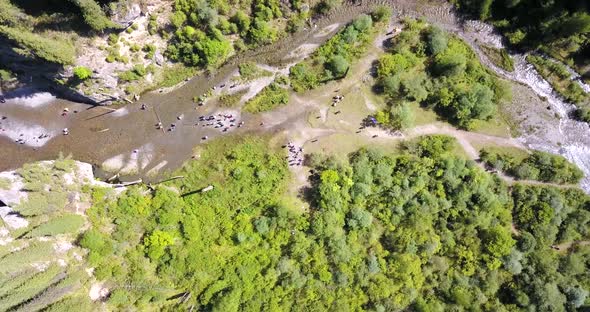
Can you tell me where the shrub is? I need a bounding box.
[244,82,289,113]
[73,66,92,80]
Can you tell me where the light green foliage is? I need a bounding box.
[375,102,414,130]
[375,19,509,129]
[403,134,456,157]
[243,80,289,113]
[14,160,74,217]
[371,6,391,23]
[218,89,247,107]
[143,230,174,260]
[0,0,26,26]
[25,214,85,238]
[480,149,583,184]
[290,13,379,91]
[73,66,92,80]
[143,43,156,59]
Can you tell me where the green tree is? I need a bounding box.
[143,230,174,261]
[326,55,349,78]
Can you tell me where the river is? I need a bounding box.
[1,0,589,192]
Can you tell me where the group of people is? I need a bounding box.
[332,94,344,107]
[197,113,243,132]
[155,112,244,134]
[285,142,304,167]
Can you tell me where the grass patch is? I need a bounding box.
[237,61,272,81]
[0,265,64,311]
[218,89,248,107]
[304,133,401,160]
[470,115,512,138]
[408,102,438,126]
[479,44,514,72]
[474,144,529,161]
[155,64,198,89]
[243,80,289,113]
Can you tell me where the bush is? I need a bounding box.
[244,81,289,113]
[118,64,149,82]
[371,6,391,22]
[73,66,92,80]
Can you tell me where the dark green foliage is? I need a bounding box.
[375,19,510,129]
[480,149,583,184]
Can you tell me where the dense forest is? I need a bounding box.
[74,135,590,310]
